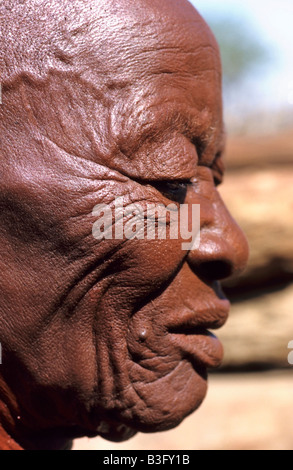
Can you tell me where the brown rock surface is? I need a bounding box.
[218,284,293,368]
[218,132,293,368]
[220,167,293,295]
[225,129,293,170]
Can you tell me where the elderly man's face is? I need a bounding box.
[0,0,248,448]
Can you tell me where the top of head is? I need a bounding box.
[0,0,219,85]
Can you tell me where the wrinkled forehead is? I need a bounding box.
[77,0,221,84]
[0,0,224,169]
[1,0,220,84]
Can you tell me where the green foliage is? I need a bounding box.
[207,17,269,88]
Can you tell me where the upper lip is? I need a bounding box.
[166,298,231,333]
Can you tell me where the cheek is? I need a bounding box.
[112,237,187,300]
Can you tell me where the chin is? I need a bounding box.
[72,360,208,444]
[97,360,208,438]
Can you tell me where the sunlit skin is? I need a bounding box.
[0,0,249,450]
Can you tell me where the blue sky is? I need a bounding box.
[190,0,293,109]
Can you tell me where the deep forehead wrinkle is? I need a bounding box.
[0,0,217,82]
[111,87,224,158]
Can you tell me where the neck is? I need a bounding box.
[0,421,23,450]
[0,372,76,450]
[0,377,23,450]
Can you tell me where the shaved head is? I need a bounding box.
[0,0,248,450]
[1,0,216,79]
[1,0,222,182]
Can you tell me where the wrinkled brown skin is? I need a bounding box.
[0,0,249,450]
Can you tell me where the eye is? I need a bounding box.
[212,153,225,187]
[213,170,223,187]
[198,152,224,187]
[152,181,190,204]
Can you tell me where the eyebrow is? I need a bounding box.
[138,106,224,159]
[116,89,225,167]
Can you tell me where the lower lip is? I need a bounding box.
[169,329,224,369]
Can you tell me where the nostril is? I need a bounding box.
[199,260,234,281]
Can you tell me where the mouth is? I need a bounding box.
[121,296,230,433]
[167,298,231,369]
[168,327,223,369]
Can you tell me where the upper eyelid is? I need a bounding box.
[191,136,206,158]
[198,151,224,170]
[190,135,224,169]
[151,180,193,190]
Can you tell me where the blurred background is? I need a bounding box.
[74,0,293,450]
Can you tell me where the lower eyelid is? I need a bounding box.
[213,168,224,185]
[214,177,222,187]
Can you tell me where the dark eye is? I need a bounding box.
[212,153,225,187]
[213,171,222,187]
[152,181,189,204]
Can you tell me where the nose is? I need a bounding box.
[187,191,249,282]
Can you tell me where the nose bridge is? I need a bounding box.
[187,189,249,280]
